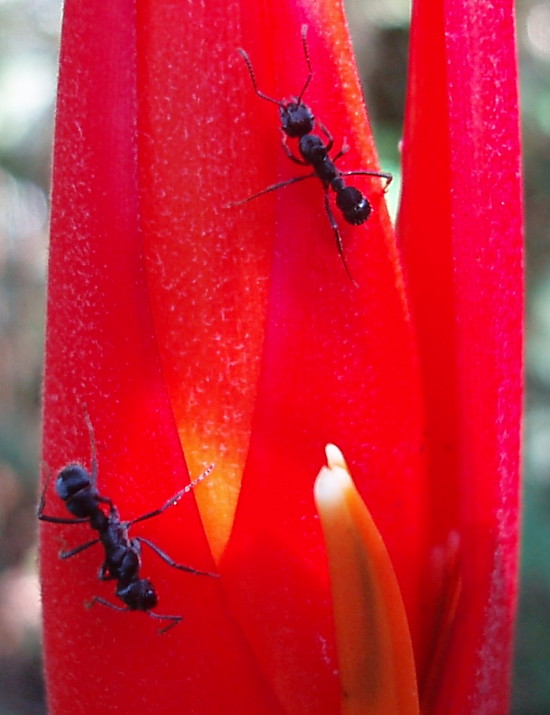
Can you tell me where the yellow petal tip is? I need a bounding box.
[325,442,349,471]
[314,446,420,715]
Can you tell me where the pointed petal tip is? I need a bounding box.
[315,445,420,715]
[324,442,349,472]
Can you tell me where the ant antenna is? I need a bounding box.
[296,24,313,103]
[74,397,99,483]
[237,48,283,108]
[126,464,215,528]
[81,403,98,483]
[237,24,313,108]
[181,463,215,495]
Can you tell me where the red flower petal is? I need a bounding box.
[40,1,284,711]
[132,0,426,710]
[214,8,427,714]
[398,0,523,709]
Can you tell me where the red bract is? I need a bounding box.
[39,0,522,712]
[398,0,523,710]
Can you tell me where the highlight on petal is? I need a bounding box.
[314,445,419,715]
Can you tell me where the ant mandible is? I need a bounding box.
[38,411,217,634]
[234,25,392,285]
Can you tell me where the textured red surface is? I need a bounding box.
[40,1,282,712]
[135,2,427,714]
[40,0,522,711]
[398,0,523,710]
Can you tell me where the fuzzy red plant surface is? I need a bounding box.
[39,0,522,712]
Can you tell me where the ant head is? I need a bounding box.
[336,186,372,226]
[280,100,315,138]
[56,463,102,519]
[122,579,158,611]
[56,464,92,501]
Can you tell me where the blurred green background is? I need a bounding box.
[0,0,544,711]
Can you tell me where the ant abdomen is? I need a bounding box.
[336,186,371,226]
[117,579,158,612]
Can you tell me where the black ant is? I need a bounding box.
[233,25,392,285]
[38,413,217,633]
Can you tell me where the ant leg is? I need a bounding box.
[281,134,307,166]
[332,141,350,162]
[87,595,128,612]
[98,561,117,581]
[87,596,182,634]
[37,461,54,516]
[38,513,88,525]
[228,173,316,207]
[323,192,359,287]
[59,537,100,560]
[339,170,393,190]
[127,464,215,527]
[136,537,219,577]
[318,121,334,152]
[146,610,183,635]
